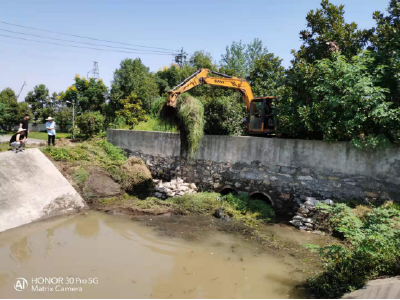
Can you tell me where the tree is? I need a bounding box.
[25,84,50,120]
[220,40,248,77]
[248,52,285,96]
[55,106,72,133]
[277,52,400,148]
[201,94,246,136]
[369,0,400,104]
[116,93,148,129]
[59,74,108,113]
[0,88,31,127]
[110,58,158,114]
[189,50,215,70]
[293,0,369,64]
[220,39,269,78]
[75,111,105,137]
[0,103,10,127]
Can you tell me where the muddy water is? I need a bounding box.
[0,211,326,298]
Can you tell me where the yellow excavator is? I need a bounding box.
[166,68,277,135]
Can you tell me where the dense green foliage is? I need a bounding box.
[115,93,148,129]
[75,111,105,137]
[294,0,369,63]
[25,84,50,120]
[201,94,246,136]
[110,58,158,114]
[278,52,400,147]
[370,0,400,105]
[307,202,400,298]
[0,88,31,127]
[248,52,285,97]
[59,75,108,113]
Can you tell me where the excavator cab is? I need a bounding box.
[248,97,277,135]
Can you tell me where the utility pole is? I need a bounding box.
[66,100,75,139]
[87,61,99,79]
[17,81,26,100]
[174,48,187,69]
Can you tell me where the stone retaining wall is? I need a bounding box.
[107,129,400,213]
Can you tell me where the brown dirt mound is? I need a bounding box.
[84,168,123,198]
[55,138,74,147]
[120,156,154,198]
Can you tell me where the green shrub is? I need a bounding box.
[306,203,400,298]
[76,111,105,137]
[201,95,246,136]
[223,193,275,222]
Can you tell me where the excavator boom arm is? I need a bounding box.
[167,68,253,110]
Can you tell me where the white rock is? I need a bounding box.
[323,199,334,205]
[190,183,197,190]
[179,186,189,192]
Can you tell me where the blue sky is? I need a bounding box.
[0,0,389,100]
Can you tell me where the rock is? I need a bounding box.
[190,183,197,190]
[298,207,310,215]
[289,220,302,227]
[179,186,189,192]
[154,192,163,198]
[213,208,230,221]
[304,199,319,206]
[323,199,334,205]
[299,226,307,230]
[305,218,313,223]
[305,197,317,202]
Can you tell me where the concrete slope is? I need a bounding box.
[342,277,400,299]
[0,148,86,232]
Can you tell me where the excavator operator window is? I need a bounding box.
[249,101,263,131]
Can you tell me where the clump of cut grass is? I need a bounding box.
[176,94,204,155]
[159,94,204,156]
[119,156,154,198]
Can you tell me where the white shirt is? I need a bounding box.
[46,121,56,136]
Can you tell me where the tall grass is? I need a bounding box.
[176,94,204,155]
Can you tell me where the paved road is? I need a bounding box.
[0,135,44,145]
[343,277,400,299]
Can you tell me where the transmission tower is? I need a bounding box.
[174,48,187,68]
[87,61,99,79]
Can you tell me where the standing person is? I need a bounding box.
[19,114,30,139]
[45,117,56,146]
[9,128,26,153]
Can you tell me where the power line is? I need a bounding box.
[1,21,178,52]
[0,34,176,55]
[0,28,176,54]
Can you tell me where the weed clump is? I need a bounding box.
[176,94,204,155]
[160,94,204,156]
[120,156,154,198]
[73,167,88,185]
